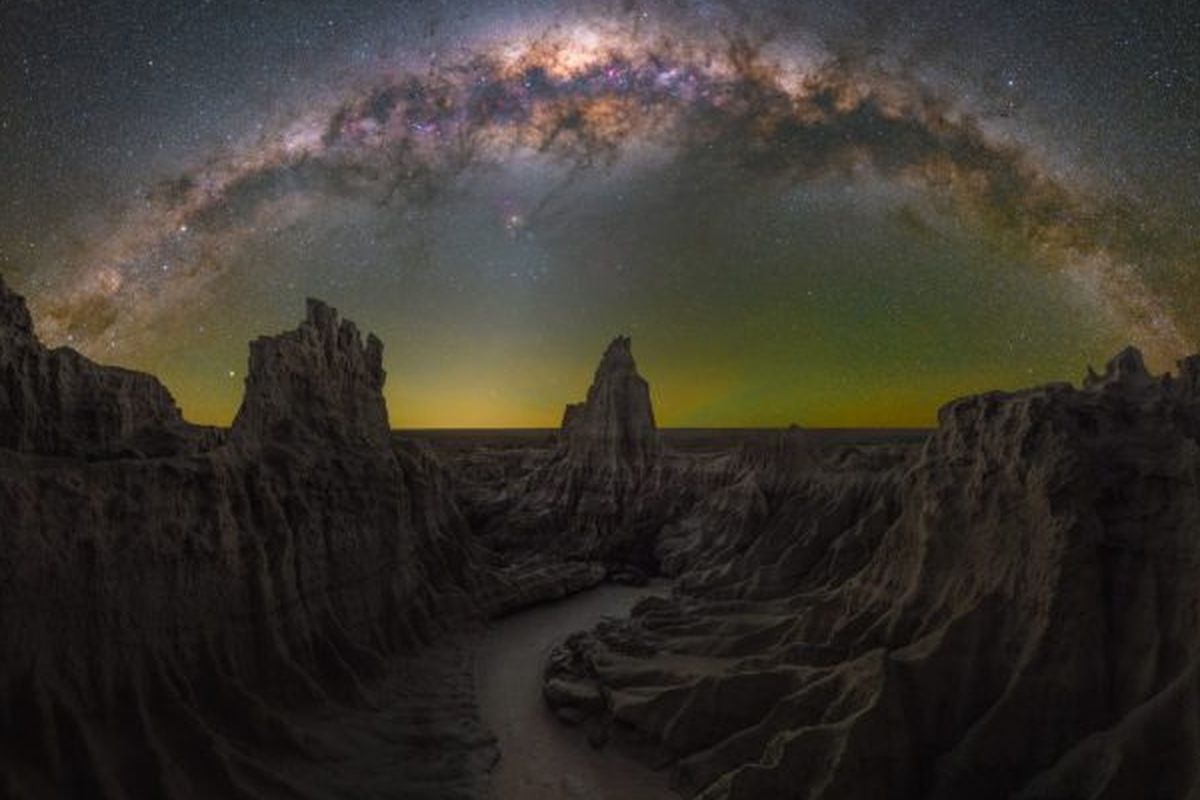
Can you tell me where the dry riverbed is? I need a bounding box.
[477,584,676,800]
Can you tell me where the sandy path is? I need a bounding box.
[477,585,676,800]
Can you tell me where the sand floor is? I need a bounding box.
[477,584,676,800]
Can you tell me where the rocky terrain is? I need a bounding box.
[543,346,1200,799]
[0,279,495,799]
[9,266,1200,799]
[451,337,733,581]
[0,281,215,458]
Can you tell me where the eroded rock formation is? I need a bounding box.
[14,263,1200,800]
[0,281,490,799]
[560,335,660,472]
[453,336,700,574]
[231,298,390,448]
[0,277,207,458]
[544,346,1200,799]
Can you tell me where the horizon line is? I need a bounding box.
[393,425,937,432]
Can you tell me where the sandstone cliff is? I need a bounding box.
[0,277,206,458]
[231,299,390,448]
[0,282,488,799]
[544,346,1200,799]
[454,336,692,573]
[560,335,660,473]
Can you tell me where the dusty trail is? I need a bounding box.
[477,584,676,800]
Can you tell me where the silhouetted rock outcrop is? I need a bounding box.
[0,289,489,799]
[559,335,659,472]
[454,336,693,571]
[19,271,1200,800]
[1083,344,1157,392]
[231,298,389,447]
[544,345,1200,800]
[0,276,202,458]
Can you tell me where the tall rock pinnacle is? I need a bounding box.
[1083,345,1156,392]
[231,298,390,447]
[560,335,659,471]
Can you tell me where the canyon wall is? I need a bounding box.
[0,279,486,799]
[545,347,1200,799]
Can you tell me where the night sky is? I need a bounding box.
[2,0,1198,427]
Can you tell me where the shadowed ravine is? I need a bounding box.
[477,585,675,800]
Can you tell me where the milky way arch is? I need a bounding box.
[33,21,1189,364]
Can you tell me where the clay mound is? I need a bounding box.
[544,346,1200,799]
[0,276,206,458]
[0,290,488,799]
